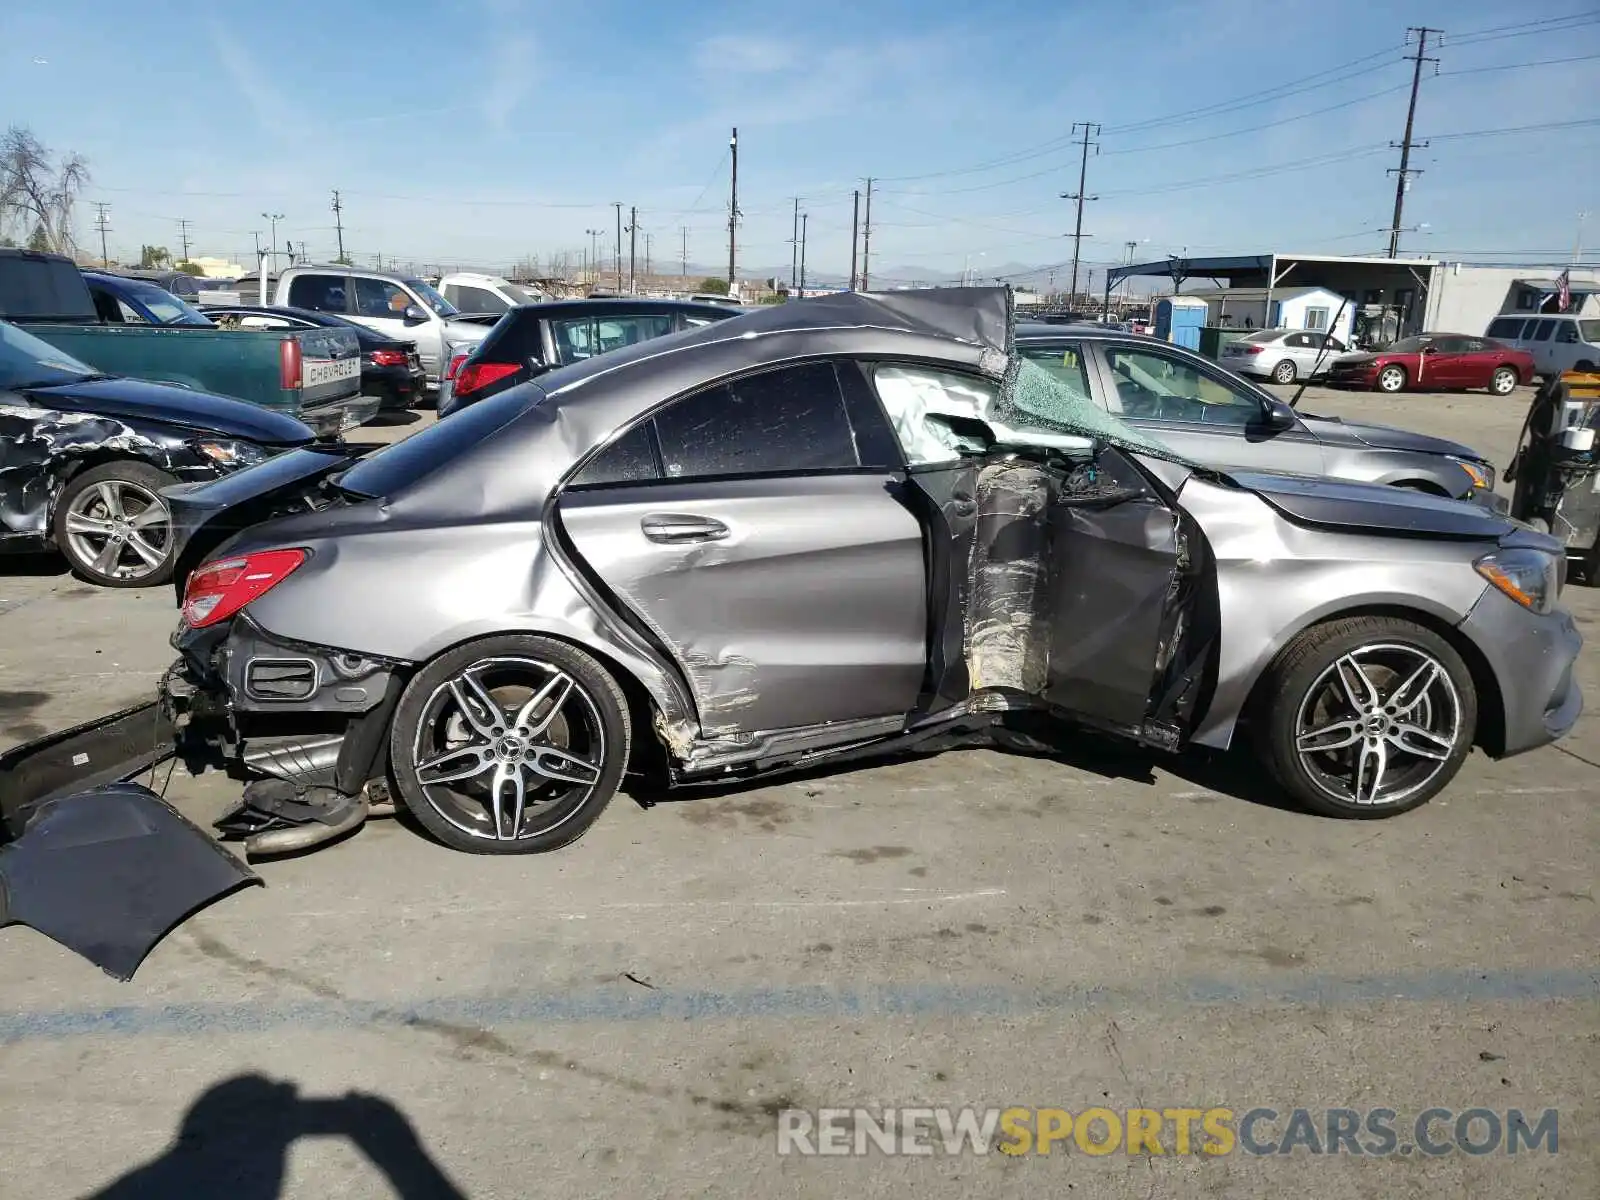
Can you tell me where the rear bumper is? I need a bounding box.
[301,392,382,435]
[1459,586,1584,757]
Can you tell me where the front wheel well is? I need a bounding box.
[1243,604,1505,756]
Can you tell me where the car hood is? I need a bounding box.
[26,377,314,445]
[1227,470,1521,541]
[1298,412,1483,461]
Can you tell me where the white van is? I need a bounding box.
[438,272,545,315]
[1485,313,1600,378]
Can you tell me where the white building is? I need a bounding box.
[1181,285,1354,342]
[1425,263,1599,334]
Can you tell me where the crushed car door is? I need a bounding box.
[976,356,1205,745]
[554,360,928,737]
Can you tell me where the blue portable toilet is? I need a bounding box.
[1154,296,1209,351]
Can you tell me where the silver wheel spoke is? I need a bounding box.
[91,538,122,574]
[63,512,112,535]
[1386,722,1453,760]
[1354,738,1388,803]
[448,672,505,739]
[94,482,126,520]
[416,744,496,786]
[1334,655,1381,711]
[529,746,601,786]
[1386,659,1439,717]
[129,502,168,530]
[125,531,165,569]
[513,671,573,737]
[490,760,525,839]
[1296,718,1362,752]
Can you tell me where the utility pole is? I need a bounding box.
[1573,211,1589,263]
[613,202,623,292]
[1060,122,1099,300]
[1388,26,1441,257]
[331,190,346,263]
[176,218,192,265]
[680,226,688,280]
[849,189,860,290]
[262,213,284,294]
[861,178,873,291]
[727,127,739,287]
[585,228,600,283]
[92,202,111,266]
[790,197,799,292]
[799,212,808,297]
[628,206,637,295]
[645,231,654,280]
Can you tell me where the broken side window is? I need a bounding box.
[994,356,1196,467]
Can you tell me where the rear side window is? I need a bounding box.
[1530,320,1555,342]
[452,285,509,314]
[655,362,858,478]
[0,256,97,320]
[1487,317,1523,340]
[288,274,348,313]
[570,424,658,487]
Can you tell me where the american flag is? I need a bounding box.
[1556,268,1572,313]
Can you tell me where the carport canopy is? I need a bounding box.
[1105,252,1435,296]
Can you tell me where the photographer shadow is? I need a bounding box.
[83,1073,465,1200]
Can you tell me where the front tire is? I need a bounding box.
[1271,359,1297,384]
[1489,366,1518,396]
[51,461,179,588]
[390,635,630,853]
[1255,616,1477,819]
[1376,364,1408,393]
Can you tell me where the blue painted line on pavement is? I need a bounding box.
[1,967,1596,1043]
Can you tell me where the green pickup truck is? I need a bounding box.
[0,249,375,436]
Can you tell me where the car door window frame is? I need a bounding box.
[1085,339,1278,429]
[563,358,894,492]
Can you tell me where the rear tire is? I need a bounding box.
[1376,364,1408,393]
[1255,616,1476,819]
[389,634,630,854]
[1272,359,1298,384]
[51,461,179,588]
[1489,366,1518,396]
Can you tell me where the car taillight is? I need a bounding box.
[278,339,303,390]
[182,549,306,628]
[1243,345,1263,355]
[367,348,408,366]
[454,361,520,397]
[444,352,468,382]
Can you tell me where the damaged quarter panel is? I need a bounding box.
[1174,474,1494,749]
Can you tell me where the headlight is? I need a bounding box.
[1474,547,1560,614]
[193,439,270,469]
[1452,457,1494,491]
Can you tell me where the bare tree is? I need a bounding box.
[0,126,90,254]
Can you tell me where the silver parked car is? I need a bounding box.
[1017,325,1500,503]
[1220,328,1349,384]
[158,289,1580,856]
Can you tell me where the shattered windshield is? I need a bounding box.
[994,354,1198,467]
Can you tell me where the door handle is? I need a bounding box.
[640,513,730,543]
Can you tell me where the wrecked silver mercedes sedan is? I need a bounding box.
[141,288,1578,854]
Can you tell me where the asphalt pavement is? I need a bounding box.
[0,389,1594,1200]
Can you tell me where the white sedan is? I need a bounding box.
[1222,329,1349,384]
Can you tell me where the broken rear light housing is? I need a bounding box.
[454,360,520,397]
[182,549,307,628]
[367,348,409,367]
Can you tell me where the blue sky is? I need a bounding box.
[1,0,1597,286]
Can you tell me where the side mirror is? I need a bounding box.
[1260,399,1298,429]
[1421,345,1439,355]
[402,305,429,324]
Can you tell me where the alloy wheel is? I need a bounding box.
[1293,643,1461,807]
[410,656,606,842]
[1491,368,1517,396]
[1378,366,1406,393]
[62,480,172,582]
[1272,359,1296,384]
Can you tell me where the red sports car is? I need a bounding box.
[1325,333,1535,396]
